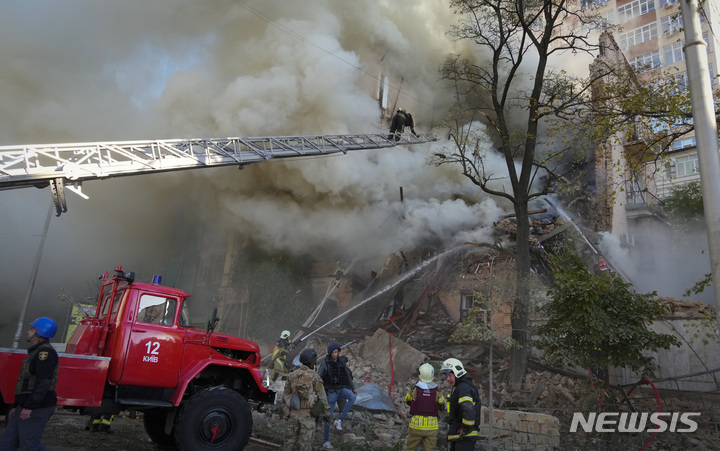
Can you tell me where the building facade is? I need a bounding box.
[587,0,718,202]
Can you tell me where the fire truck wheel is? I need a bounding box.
[174,386,252,450]
[143,408,176,446]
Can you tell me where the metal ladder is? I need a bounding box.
[0,132,438,215]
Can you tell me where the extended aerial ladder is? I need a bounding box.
[0,132,437,215]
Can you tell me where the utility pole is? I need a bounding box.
[680,0,720,328]
[12,202,53,348]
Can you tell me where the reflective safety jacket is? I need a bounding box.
[446,376,480,441]
[271,338,293,375]
[404,381,446,431]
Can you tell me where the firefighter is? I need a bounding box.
[388,108,408,140]
[440,358,480,451]
[270,330,294,382]
[282,348,330,451]
[0,317,59,451]
[388,108,418,141]
[405,111,418,137]
[403,363,446,451]
[86,414,115,432]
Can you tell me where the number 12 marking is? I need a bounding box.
[145,341,160,355]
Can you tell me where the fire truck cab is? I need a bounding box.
[0,267,274,450]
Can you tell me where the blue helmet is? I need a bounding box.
[30,317,58,339]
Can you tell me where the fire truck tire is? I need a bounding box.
[174,386,252,451]
[142,409,176,446]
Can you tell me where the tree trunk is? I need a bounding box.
[509,200,532,390]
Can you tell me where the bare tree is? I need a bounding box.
[433,0,607,389]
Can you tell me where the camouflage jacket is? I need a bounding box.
[283,365,330,414]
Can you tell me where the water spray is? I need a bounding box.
[297,246,463,343]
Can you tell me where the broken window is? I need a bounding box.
[459,293,488,324]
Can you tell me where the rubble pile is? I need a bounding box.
[253,315,582,449]
[253,309,720,450]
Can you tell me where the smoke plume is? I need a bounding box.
[0,0,509,343]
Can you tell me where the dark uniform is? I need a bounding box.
[447,375,481,450]
[388,108,418,140]
[86,414,115,432]
[0,339,59,450]
[389,109,407,140]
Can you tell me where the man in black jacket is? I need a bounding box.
[0,317,59,451]
[317,343,356,448]
[440,358,480,451]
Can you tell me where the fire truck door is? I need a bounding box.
[122,294,185,387]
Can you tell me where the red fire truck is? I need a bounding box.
[0,267,274,450]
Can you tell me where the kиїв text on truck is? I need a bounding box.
[0,267,275,450]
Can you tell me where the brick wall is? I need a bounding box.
[478,407,560,451]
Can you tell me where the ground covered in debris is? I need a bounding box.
[10,311,720,450]
[16,410,274,451]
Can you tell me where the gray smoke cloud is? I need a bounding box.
[0,0,510,343]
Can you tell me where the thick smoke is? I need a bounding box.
[0,0,509,344]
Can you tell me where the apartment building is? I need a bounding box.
[570,1,719,300]
[587,0,719,201]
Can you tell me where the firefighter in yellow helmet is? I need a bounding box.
[403,363,446,451]
[270,330,294,382]
[440,358,480,451]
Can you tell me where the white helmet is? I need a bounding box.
[419,363,435,383]
[440,358,467,378]
[280,330,291,339]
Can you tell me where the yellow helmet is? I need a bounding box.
[419,363,435,383]
[280,330,291,339]
[440,358,466,378]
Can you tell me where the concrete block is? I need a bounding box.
[361,328,427,384]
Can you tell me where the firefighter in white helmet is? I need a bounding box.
[403,363,446,451]
[440,358,481,450]
[270,330,294,382]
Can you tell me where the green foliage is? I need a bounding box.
[534,252,680,377]
[662,181,705,233]
[231,240,314,342]
[683,272,713,297]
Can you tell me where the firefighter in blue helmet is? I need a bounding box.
[440,358,481,451]
[0,317,59,451]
